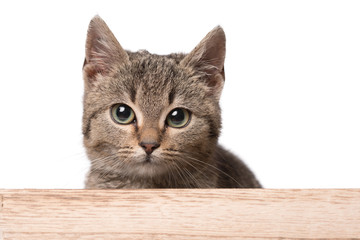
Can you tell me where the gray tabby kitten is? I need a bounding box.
[83,16,261,188]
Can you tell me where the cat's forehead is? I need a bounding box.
[105,51,208,117]
[126,52,193,98]
[128,53,184,114]
[128,51,184,78]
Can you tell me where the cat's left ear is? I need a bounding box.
[180,26,226,100]
[83,16,129,89]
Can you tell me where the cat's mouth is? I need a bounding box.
[141,155,161,167]
[133,153,159,166]
[144,155,152,163]
[129,154,169,177]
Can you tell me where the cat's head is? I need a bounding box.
[82,16,226,181]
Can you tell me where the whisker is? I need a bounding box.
[182,167,201,188]
[181,151,243,187]
[172,161,191,188]
[180,157,215,187]
[162,150,214,188]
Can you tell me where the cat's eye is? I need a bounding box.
[166,108,191,128]
[111,104,136,125]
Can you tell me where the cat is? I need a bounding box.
[82,16,261,188]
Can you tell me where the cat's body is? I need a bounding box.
[83,16,261,188]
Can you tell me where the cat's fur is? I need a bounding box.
[83,16,261,188]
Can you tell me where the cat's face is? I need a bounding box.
[83,16,226,181]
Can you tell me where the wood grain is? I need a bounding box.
[0,189,359,239]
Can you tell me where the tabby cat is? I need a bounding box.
[82,16,261,188]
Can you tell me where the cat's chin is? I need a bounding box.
[131,163,167,178]
[127,155,168,178]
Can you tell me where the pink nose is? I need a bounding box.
[139,142,160,155]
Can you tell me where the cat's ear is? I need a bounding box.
[83,16,129,88]
[180,26,226,100]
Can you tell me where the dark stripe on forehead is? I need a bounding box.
[168,88,175,105]
[129,85,137,103]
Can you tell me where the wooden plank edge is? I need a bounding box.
[0,189,360,240]
[0,194,3,240]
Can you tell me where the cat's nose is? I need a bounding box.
[139,142,160,155]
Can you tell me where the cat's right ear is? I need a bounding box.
[83,16,129,88]
[180,26,226,100]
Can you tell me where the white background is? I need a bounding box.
[0,0,359,188]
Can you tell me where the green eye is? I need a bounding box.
[111,104,135,124]
[166,108,191,128]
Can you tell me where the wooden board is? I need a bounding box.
[0,189,359,239]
